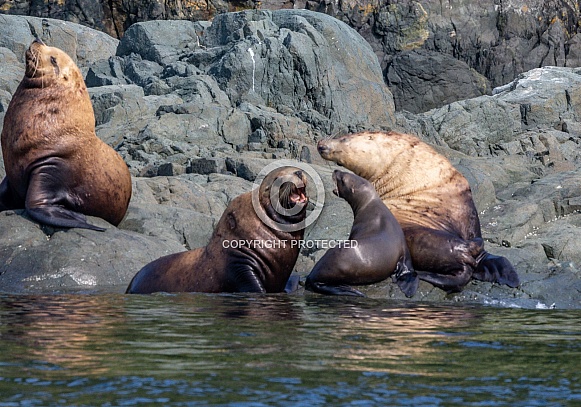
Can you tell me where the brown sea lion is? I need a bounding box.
[305,170,418,297]
[126,166,309,294]
[317,131,520,292]
[0,39,132,231]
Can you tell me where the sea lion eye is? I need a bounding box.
[50,56,57,65]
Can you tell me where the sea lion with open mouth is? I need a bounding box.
[126,166,309,294]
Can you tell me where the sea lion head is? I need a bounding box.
[259,166,309,225]
[24,39,83,89]
[332,170,376,205]
[317,132,409,181]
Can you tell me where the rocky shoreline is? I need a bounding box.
[0,11,580,308]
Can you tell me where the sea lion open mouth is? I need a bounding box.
[276,170,309,210]
[290,185,308,204]
[280,182,308,209]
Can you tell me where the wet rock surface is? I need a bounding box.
[0,14,579,308]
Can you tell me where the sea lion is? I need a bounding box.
[126,166,309,294]
[0,39,132,231]
[305,170,418,297]
[317,131,520,292]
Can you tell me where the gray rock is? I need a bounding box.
[304,0,581,111]
[0,15,117,68]
[118,174,253,249]
[81,10,395,177]
[188,158,227,175]
[386,49,491,113]
[0,47,22,95]
[0,210,185,293]
[86,57,131,87]
[0,0,123,38]
[225,157,273,182]
[116,19,202,65]
[497,67,581,130]
[0,47,22,136]
[0,14,36,62]
[4,0,581,115]
[203,10,396,131]
[412,67,581,169]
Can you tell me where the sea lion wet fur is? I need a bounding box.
[126,167,309,294]
[306,170,418,297]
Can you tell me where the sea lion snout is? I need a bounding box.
[317,140,330,156]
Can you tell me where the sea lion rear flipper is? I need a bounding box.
[26,205,106,232]
[0,177,22,211]
[415,268,472,293]
[393,265,419,298]
[474,252,520,288]
[305,278,365,297]
[284,274,301,293]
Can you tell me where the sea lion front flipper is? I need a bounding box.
[24,166,106,231]
[473,252,520,288]
[26,205,106,232]
[305,279,365,297]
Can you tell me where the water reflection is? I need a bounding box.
[300,297,486,376]
[0,293,579,406]
[0,295,127,375]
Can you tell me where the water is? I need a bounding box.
[0,293,579,406]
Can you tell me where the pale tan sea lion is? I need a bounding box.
[317,131,519,292]
[0,39,132,231]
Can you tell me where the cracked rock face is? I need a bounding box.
[84,10,396,177]
[3,0,581,114]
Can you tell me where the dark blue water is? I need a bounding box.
[0,293,579,406]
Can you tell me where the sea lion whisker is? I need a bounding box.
[32,54,40,77]
[279,181,297,209]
